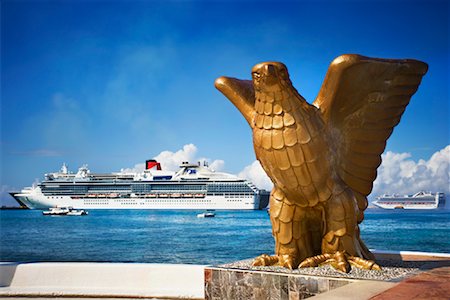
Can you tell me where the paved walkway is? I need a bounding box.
[370,267,450,300]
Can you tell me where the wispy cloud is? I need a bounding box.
[18,92,89,151]
[10,149,64,157]
[98,45,178,136]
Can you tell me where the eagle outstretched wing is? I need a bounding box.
[313,54,428,214]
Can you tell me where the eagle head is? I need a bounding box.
[251,62,290,92]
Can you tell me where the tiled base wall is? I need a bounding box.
[204,267,354,300]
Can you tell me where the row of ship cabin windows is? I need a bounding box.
[44,186,253,193]
[46,193,254,197]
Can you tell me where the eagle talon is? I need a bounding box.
[300,251,381,273]
[252,254,279,267]
[299,253,332,268]
[252,254,296,269]
[348,256,382,271]
[278,254,296,269]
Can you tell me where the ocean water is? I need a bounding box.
[0,209,449,264]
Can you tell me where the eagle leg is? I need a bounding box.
[252,188,315,269]
[348,255,381,270]
[310,190,382,273]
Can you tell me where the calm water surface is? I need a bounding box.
[1,209,449,264]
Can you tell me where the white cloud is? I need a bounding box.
[238,160,273,191]
[237,146,450,196]
[120,163,146,174]
[209,160,225,172]
[372,145,450,198]
[155,144,198,171]
[121,144,449,199]
[122,144,225,173]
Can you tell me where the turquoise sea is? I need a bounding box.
[0,209,449,264]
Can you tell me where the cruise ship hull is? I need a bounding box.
[9,160,270,210]
[372,203,438,210]
[11,188,269,210]
[373,192,445,210]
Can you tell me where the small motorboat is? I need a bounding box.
[42,207,70,215]
[197,211,215,218]
[43,207,88,216]
[66,208,88,216]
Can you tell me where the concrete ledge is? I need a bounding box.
[0,262,17,287]
[0,262,205,299]
[373,249,450,261]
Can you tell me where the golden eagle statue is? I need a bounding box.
[215,54,427,272]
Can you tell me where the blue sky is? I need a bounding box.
[1,0,449,205]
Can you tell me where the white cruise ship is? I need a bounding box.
[10,160,270,210]
[373,191,446,210]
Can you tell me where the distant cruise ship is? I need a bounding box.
[373,191,446,210]
[10,160,270,210]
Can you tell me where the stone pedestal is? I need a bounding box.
[204,251,450,300]
[204,266,354,299]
